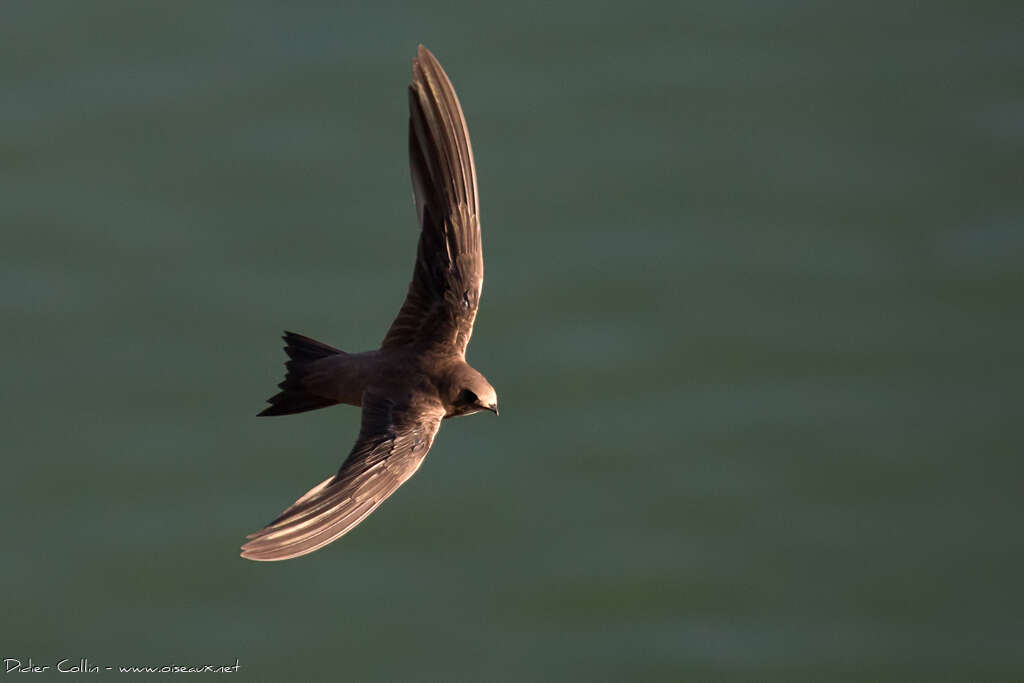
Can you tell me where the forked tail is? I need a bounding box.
[258,331,343,416]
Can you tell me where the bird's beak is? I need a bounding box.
[486,403,499,416]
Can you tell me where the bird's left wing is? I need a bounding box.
[382,46,483,356]
[241,391,445,561]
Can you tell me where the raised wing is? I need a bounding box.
[382,45,482,356]
[240,392,445,561]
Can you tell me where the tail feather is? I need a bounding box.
[259,331,343,417]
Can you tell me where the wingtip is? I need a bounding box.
[240,549,271,562]
[239,540,276,562]
[239,540,312,563]
[415,45,441,71]
[412,46,427,78]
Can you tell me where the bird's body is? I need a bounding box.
[241,46,497,562]
[278,344,494,418]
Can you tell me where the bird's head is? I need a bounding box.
[447,364,498,417]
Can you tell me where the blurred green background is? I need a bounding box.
[2,1,1022,680]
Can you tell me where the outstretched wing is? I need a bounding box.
[241,392,445,561]
[382,45,482,356]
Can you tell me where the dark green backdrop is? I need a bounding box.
[3,1,1022,680]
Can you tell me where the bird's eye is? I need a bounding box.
[457,389,478,405]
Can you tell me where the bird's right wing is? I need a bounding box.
[241,391,445,561]
[382,45,483,356]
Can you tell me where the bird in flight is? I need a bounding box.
[241,46,497,562]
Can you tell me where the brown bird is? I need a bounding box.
[241,46,497,562]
